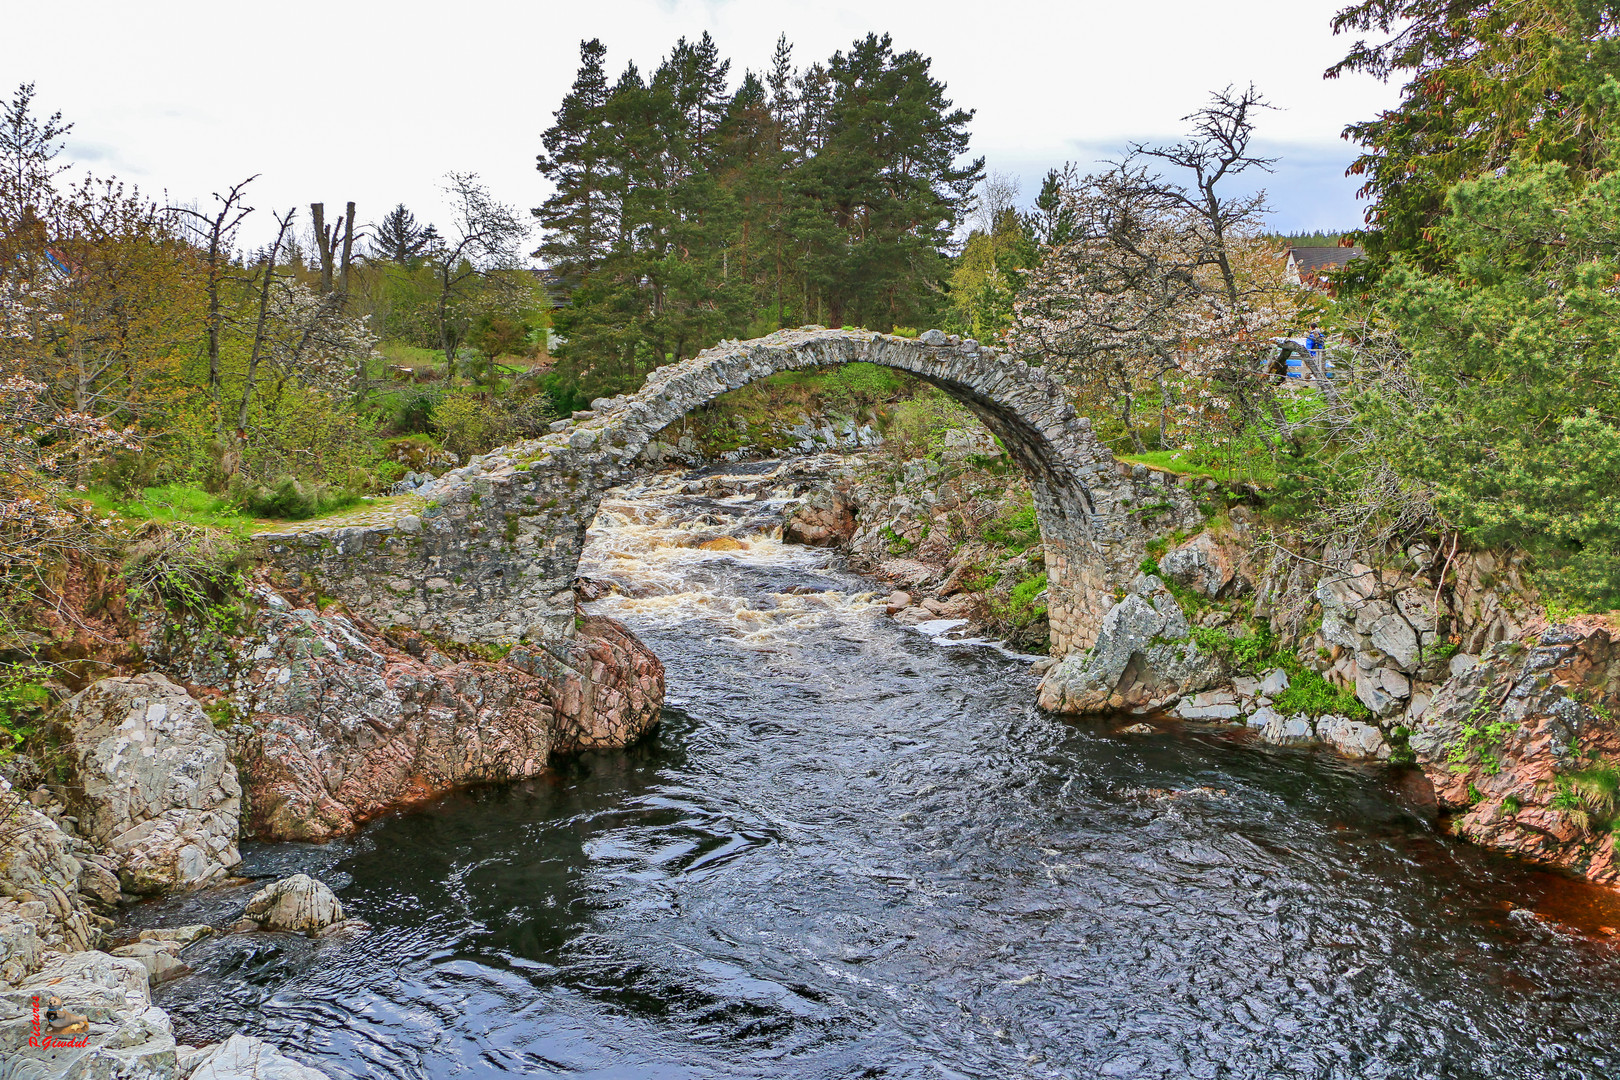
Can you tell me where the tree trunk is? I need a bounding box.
[339,202,355,301]
[235,213,294,459]
[311,202,334,294]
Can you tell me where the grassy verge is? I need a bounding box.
[1119,451,1277,488]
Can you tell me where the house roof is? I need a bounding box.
[1288,246,1364,274]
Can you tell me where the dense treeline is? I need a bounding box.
[535,32,982,406]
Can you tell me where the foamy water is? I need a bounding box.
[579,471,884,647]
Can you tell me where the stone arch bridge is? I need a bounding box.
[258,327,1171,663]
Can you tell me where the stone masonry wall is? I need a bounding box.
[256,327,1171,660]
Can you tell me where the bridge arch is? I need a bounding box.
[258,328,1141,661]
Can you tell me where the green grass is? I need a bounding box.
[378,342,447,370]
[1119,451,1277,488]
[83,485,252,532]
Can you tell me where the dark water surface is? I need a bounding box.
[136,466,1620,1078]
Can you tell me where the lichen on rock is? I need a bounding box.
[1037,575,1220,715]
[51,672,242,894]
[1409,621,1620,885]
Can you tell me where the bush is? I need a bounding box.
[0,662,51,758]
[235,476,360,520]
[388,388,443,434]
[982,497,1041,553]
[886,386,974,459]
[431,394,520,460]
[1190,624,1372,719]
[122,522,245,622]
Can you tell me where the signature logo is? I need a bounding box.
[29,995,91,1048]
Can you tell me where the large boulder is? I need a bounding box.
[0,780,100,981]
[55,673,242,894]
[240,875,344,934]
[1409,622,1620,885]
[783,488,858,547]
[180,590,662,842]
[1158,532,1246,599]
[1038,575,1220,715]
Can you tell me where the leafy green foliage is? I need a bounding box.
[1444,694,1520,776]
[431,394,521,460]
[1369,160,1620,608]
[0,662,52,758]
[235,476,360,521]
[980,497,1040,553]
[1327,0,1620,273]
[1189,623,1372,719]
[537,32,982,402]
[121,523,245,634]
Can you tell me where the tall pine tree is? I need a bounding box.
[535,32,981,399]
[534,39,616,283]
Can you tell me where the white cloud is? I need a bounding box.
[9,0,1398,248]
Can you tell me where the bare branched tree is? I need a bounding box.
[170,177,256,432]
[972,170,1021,235]
[1011,86,1313,455]
[1131,84,1277,308]
[429,172,530,384]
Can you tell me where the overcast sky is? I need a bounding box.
[5,0,1401,254]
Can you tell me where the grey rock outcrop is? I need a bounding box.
[1159,532,1246,599]
[0,779,100,982]
[241,875,344,934]
[54,673,241,894]
[1310,555,1538,725]
[2,950,176,1078]
[1037,575,1219,714]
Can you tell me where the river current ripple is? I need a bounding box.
[137,462,1620,1078]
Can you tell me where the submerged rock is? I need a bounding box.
[52,672,242,894]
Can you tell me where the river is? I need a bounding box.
[131,461,1620,1079]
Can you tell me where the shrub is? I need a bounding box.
[235,476,360,520]
[1191,624,1372,719]
[0,662,52,758]
[981,497,1041,553]
[122,522,245,623]
[431,394,520,459]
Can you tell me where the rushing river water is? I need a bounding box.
[132,462,1620,1079]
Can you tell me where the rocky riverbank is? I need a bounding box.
[772,443,1620,889]
[0,771,355,1078]
[1,563,666,1074]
